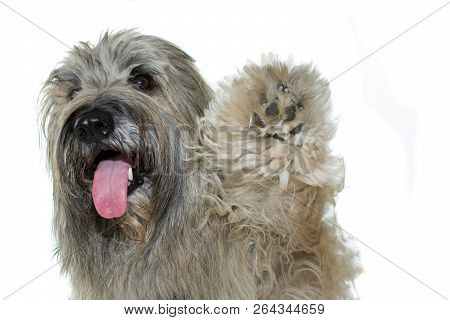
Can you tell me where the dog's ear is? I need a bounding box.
[154,38,213,121]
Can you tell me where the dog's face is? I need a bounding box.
[40,30,211,240]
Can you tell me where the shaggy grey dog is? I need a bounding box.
[40,30,359,299]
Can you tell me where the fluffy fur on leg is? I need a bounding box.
[199,55,360,299]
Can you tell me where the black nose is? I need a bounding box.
[74,110,114,143]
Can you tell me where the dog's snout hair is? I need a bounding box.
[39,30,360,300]
[73,109,114,143]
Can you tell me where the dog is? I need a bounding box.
[39,30,360,299]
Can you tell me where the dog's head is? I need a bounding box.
[40,30,212,240]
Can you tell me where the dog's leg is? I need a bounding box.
[201,58,360,299]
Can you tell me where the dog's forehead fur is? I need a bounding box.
[41,30,212,137]
[55,30,193,88]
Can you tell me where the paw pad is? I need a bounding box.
[289,123,303,135]
[265,101,280,116]
[249,81,305,144]
[278,84,290,94]
[284,104,296,122]
[258,83,303,123]
[251,113,266,128]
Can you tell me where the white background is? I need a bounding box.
[0,0,449,301]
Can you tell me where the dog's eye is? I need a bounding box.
[67,88,80,101]
[130,74,156,91]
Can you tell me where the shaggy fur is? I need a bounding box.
[40,30,360,299]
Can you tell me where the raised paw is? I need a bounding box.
[250,80,305,145]
[202,58,340,188]
[205,59,332,152]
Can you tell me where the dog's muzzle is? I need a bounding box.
[71,107,141,220]
[74,109,114,143]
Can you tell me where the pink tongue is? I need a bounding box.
[92,156,131,219]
